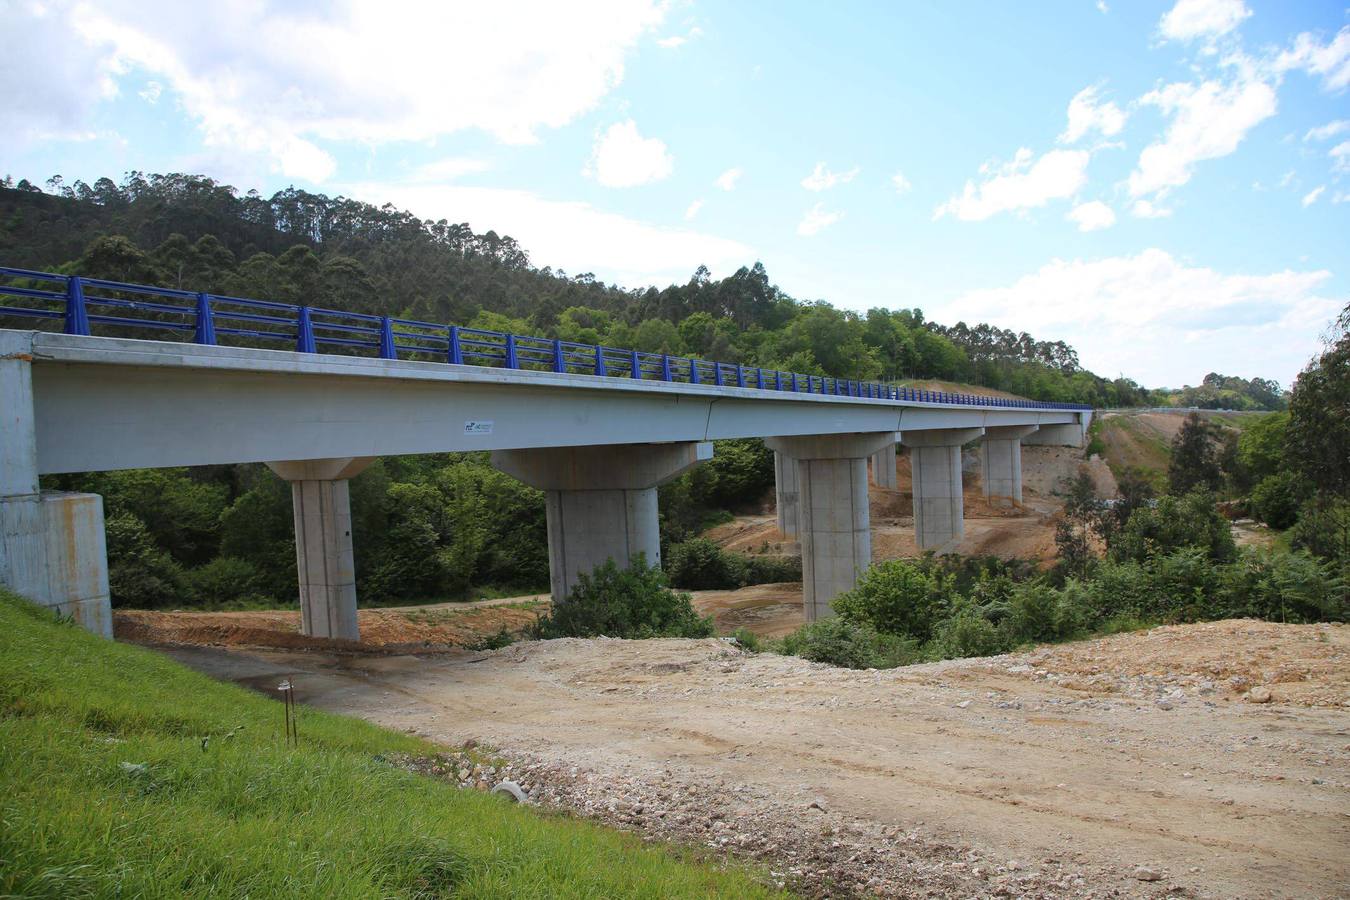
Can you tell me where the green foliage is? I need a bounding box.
[1250,471,1311,530]
[104,512,189,609]
[0,589,780,898]
[463,626,515,652]
[1235,412,1289,488]
[730,627,762,652]
[1218,550,1345,623]
[533,558,715,640]
[185,557,270,608]
[1291,495,1350,566]
[830,560,955,642]
[774,617,919,669]
[1112,491,1236,564]
[1285,303,1350,496]
[931,612,1008,659]
[665,538,800,590]
[1166,372,1287,411]
[1167,413,1224,495]
[1001,582,1063,644]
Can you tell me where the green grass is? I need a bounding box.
[0,589,782,898]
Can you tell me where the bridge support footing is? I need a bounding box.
[492,442,713,605]
[981,425,1038,507]
[765,432,897,622]
[902,428,984,553]
[0,492,112,637]
[266,457,375,641]
[774,451,799,538]
[870,441,898,490]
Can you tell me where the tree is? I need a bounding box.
[1168,413,1223,495]
[1286,303,1350,496]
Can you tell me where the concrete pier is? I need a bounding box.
[870,441,898,490]
[1024,422,1087,447]
[902,428,984,552]
[765,432,896,621]
[266,457,374,641]
[774,451,800,537]
[492,442,712,604]
[981,425,1039,507]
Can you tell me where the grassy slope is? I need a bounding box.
[0,590,780,899]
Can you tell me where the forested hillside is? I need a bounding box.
[2,172,1150,406]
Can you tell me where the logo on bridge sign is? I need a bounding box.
[464,420,494,435]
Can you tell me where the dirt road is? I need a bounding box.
[155,619,1350,898]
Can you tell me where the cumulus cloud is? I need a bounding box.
[796,203,843,236]
[1128,75,1276,198]
[1305,119,1350,142]
[409,157,492,183]
[1274,26,1350,93]
[344,180,750,288]
[1059,85,1126,144]
[1067,201,1116,231]
[1158,0,1250,43]
[684,198,704,220]
[656,25,702,48]
[1332,141,1350,173]
[890,171,912,194]
[715,167,743,191]
[6,0,666,181]
[934,148,1090,221]
[942,248,1338,386]
[584,120,674,188]
[801,163,860,192]
[1301,185,1325,207]
[1131,199,1174,219]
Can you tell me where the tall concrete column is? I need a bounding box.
[266,457,375,641]
[0,334,111,635]
[870,441,898,490]
[765,432,897,622]
[774,451,799,537]
[901,428,984,553]
[492,442,712,604]
[981,425,1039,507]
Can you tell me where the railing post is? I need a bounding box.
[689,359,700,384]
[714,362,724,386]
[790,372,798,392]
[630,349,641,379]
[552,338,566,373]
[448,326,463,364]
[594,344,607,376]
[295,306,316,353]
[505,334,519,369]
[735,365,745,388]
[774,370,783,391]
[661,354,672,381]
[378,317,397,360]
[192,292,216,345]
[63,276,90,336]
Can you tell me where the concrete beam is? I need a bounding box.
[981,425,1039,507]
[491,442,712,604]
[901,428,984,553]
[1023,421,1087,447]
[870,441,898,490]
[266,457,375,641]
[774,451,799,538]
[765,432,897,621]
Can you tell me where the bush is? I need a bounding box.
[533,558,714,639]
[1112,490,1236,564]
[104,512,189,609]
[730,627,762,652]
[1217,549,1345,623]
[1001,582,1062,644]
[1291,495,1350,566]
[665,539,801,589]
[744,553,803,584]
[831,560,955,642]
[775,617,918,669]
[186,557,269,608]
[931,613,1008,659]
[1250,472,1310,530]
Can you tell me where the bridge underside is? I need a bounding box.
[0,330,1090,638]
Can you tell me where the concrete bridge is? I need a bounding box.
[0,269,1091,640]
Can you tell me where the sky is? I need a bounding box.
[3,0,1348,389]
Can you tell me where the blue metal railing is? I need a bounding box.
[0,266,1092,411]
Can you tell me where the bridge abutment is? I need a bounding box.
[980,425,1039,507]
[870,441,898,490]
[491,442,713,604]
[902,428,984,553]
[765,432,897,622]
[266,457,375,641]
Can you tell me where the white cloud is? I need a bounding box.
[1067,201,1116,231]
[656,25,701,48]
[715,167,742,191]
[942,248,1338,387]
[1096,0,1109,13]
[801,162,860,192]
[890,171,912,194]
[1301,185,1325,207]
[409,157,492,182]
[684,198,704,220]
[1128,75,1276,198]
[1274,27,1350,93]
[137,80,162,104]
[583,119,674,188]
[1060,85,1126,144]
[1158,0,1251,43]
[344,180,751,288]
[1277,169,1297,188]
[1305,120,1350,142]
[796,203,843,236]
[1332,141,1350,173]
[934,148,1090,221]
[7,0,667,181]
[1131,199,1174,219]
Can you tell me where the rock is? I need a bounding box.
[1155,699,1174,711]
[808,799,828,812]
[1247,686,1273,704]
[956,700,972,709]
[491,780,529,803]
[1134,866,1163,882]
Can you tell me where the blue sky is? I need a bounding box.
[3,0,1348,388]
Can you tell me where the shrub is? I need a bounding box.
[1290,495,1350,566]
[1250,472,1310,530]
[1217,549,1345,623]
[186,557,269,608]
[104,512,189,609]
[1112,491,1236,564]
[931,613,1007,659]
[1052,580,1097,636]
[744,553,802,584]
[1001,582,1062,644]
[775,617,918,669]
[831,560,954,642]
[666,538,748,589]
[533,558,714,639]
[730,627,762,652]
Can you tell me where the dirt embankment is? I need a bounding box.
[154,619,1350,899]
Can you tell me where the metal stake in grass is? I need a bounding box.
[278,679,297,747]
